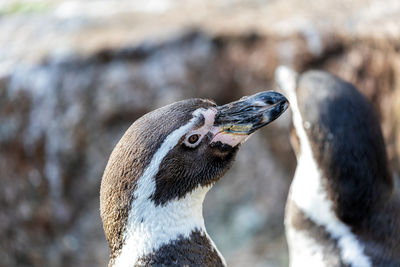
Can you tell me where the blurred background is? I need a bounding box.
[1,0,400,266]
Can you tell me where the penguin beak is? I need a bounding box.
[211,91,289,147]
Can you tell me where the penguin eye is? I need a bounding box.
[188,134,200,144]
[183,134,202,148]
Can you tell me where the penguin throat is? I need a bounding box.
[287,90,372,267]
[113,185,212,267]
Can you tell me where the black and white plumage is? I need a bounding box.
[276,66,400,267]
[100,92,288,267]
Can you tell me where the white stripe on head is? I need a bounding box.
[183,108,218,148]
[276,66,371,267]
[114,107,225,267]
[134,107,206,203]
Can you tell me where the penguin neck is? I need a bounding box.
[289,91,331,225]
[113,185,213,267]
[289,90,393,218]
[287,91,373,267]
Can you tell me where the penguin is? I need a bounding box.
[275,66,400,267]
[100,91,289,267]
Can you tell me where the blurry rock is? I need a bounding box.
[0,1,399,267]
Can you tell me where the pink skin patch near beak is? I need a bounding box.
[194,108,250,147]
[210,130,249,147]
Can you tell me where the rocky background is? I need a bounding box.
[1,0,400,266]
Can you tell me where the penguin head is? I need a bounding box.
[276,66,392,223]
[100,91,288,257]
[275,66,389,173]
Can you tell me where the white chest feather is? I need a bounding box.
[114,187,214,267]
[286,226,326,267]
[288,153,371,267]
